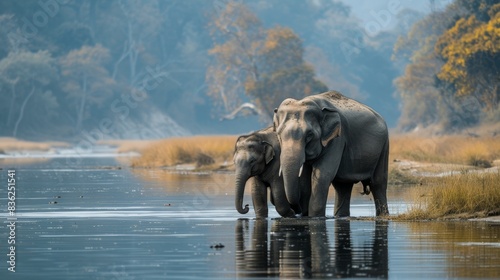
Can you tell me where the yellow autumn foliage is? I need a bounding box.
[436,5,500,108]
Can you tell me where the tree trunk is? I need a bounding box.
[76,73,88,133]
[13,85,35,137]
[112,41,129,80]
[7,81,17,127]
[127,21,138,84]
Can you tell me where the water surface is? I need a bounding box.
[1,158,499,279]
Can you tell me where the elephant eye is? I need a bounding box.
[305,132,314,142]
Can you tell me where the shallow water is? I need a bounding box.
[1,157,499,279]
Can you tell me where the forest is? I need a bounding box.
[0,0,498,140]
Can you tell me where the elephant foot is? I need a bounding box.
[254,209,268,218]
[334,209,350,218]
[275,206,295,218]
[372,188,389,216]
[291,204,302,215]
[334,216,350,221]
[375,203,389,216]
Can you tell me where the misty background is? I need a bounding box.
[0,0,497,141]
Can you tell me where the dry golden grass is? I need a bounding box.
[130,135,237,169]
[130,133,500,219]
[0,137,68,152]
[98,139,158,153]
[397,171,500,220]
[390,134,500,167]
[131,133,500,170]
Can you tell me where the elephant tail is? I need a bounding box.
[360,180,371,195]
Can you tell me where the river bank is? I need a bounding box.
[2,135,499,222]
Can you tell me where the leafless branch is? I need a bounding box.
[219,102,262,121]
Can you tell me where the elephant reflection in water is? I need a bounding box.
[235,219,388,278]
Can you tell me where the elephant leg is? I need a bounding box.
[309,176,332,217]
[371,184,388,216]
[300,192,310,217]
[309,140,344,217]
[371,182,388,216]
[371,139,389,216]
[250,177,268,218]
[333,181,353,217]
[270,179,295,218]
[298,165,312,217]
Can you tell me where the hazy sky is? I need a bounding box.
[341,0,452,32]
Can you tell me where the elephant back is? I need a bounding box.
[309,91,387,131]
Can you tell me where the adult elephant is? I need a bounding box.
[273,91,389,217]
[234,127,311,218]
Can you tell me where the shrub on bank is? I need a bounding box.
[398,172,500,220]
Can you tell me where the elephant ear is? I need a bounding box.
[320,108,341,147]
[261,141,275,165]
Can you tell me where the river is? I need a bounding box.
[0,156,499,279]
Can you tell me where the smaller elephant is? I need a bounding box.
[234,127,311,218]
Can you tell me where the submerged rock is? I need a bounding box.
[210,243,225,249]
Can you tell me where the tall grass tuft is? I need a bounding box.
[130,135,237,168]
[390,135,500,166]
[398,172,500,220]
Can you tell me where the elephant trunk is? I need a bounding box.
[281,147,305,210]
[235,168,250,214]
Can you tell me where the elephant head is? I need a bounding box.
[233,133,275,214]
[273,98,341,207]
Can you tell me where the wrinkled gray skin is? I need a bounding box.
[234,127,311,218]
[273,91,389,217]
